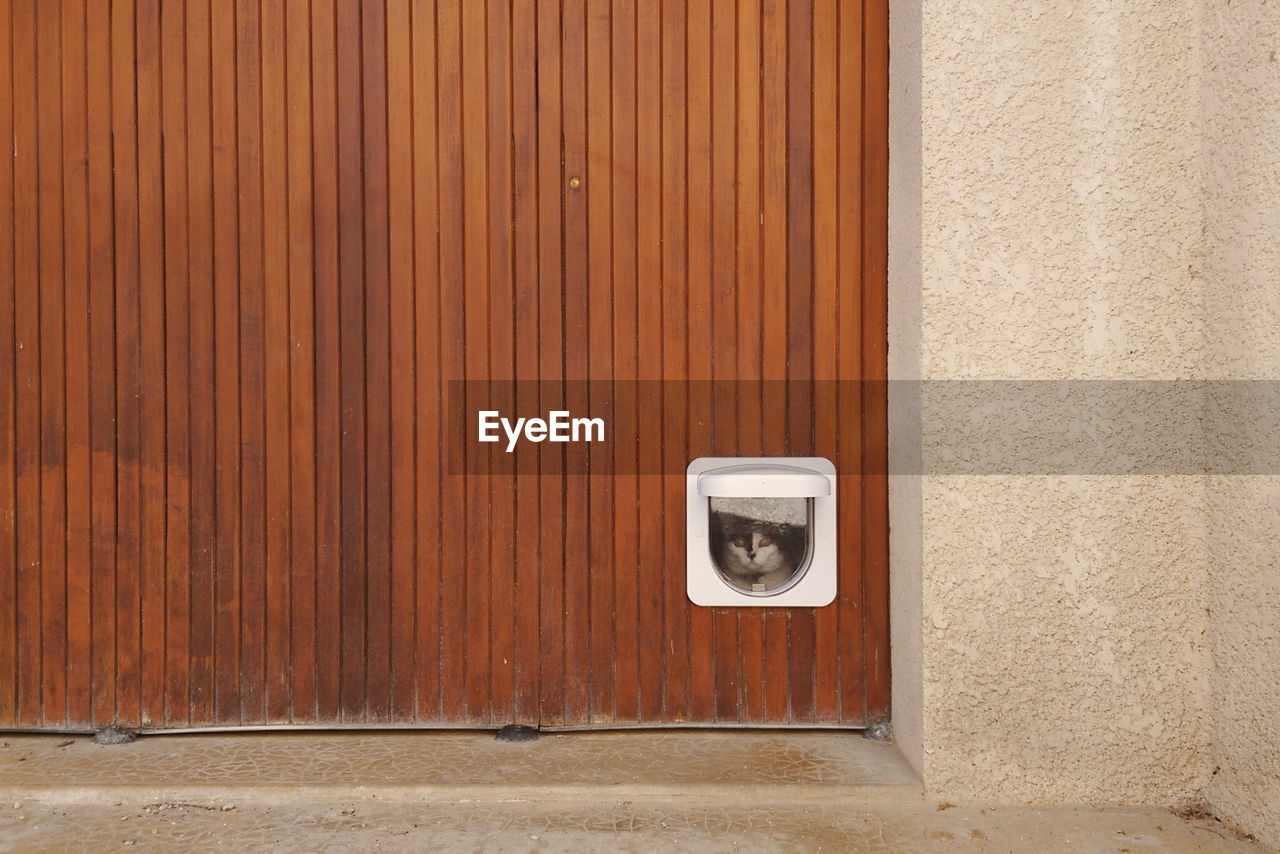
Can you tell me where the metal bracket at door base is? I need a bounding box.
[495,724,539,743]
[93,725,139,745]
[862,721,892,742]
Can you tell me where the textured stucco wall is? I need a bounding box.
[1201,0,1280,847]
[890,0,1216,807]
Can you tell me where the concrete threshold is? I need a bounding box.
[0,781,922,808]
[0,730,921,806]
[1,732,1268,853]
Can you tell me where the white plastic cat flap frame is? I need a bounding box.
[686,457,837,607]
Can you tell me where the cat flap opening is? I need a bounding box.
[686,457,837,608]
[708,496,812,595]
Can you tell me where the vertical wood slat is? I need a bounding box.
[37,0,68,728]
[759,0,791,725]
[562,0,590,727]
[137,0,166,728]
[861,0,892,722]
[62,0,93,727]
[658,0,688,723]
[509,0,540,727]
[362,0,392,722]
[535,0,566,727]
[386,0,416,723]
[2,0,888,731]
[0,0,15,725]
[684,0,715,725]
[609,0,639,724]
[813,0,841,722]
[334,0,365,721]
[286,0,317,723]
[585,0,615,725]
[86,0,118,727]
[634,0,664,724]
[210,0,241,725]
[235,0,267,725]
[434,0,465,723]
[734,0,765,723]
[710,0,738,724]
[261,0,292,724]
[460,0,490,723]
[484,0,515,723]
[13,0,41,728]
[185,0,215,724]
[111,0,144,727]
[836,0,867,725]
[310,0,342,724]
[159,0,191,727]
[411,0,444,723]
[13,0,41,727]
[786,0,818,724]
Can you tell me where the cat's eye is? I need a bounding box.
[758,536,772,547]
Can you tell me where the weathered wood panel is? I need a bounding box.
[0,0,887,729]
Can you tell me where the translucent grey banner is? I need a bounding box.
[444,381,1280,475]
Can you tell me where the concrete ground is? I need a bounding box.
[0,731,1266,853]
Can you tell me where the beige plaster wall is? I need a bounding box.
[892,0,1280,840]
[890,0,1215,808]
[1201,0,1280,847]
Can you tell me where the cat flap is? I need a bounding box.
[696,464,831,498]
[686,456,836,607]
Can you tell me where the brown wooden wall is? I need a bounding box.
[0,0,887,730]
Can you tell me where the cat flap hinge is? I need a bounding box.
[697,464,832,498]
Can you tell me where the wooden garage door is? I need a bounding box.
[0,0,886,730]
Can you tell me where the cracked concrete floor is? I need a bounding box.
[0,733,1267,853]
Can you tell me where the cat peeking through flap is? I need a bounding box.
[709,497,810,594]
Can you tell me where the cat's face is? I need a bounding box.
[721,529,786,577]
